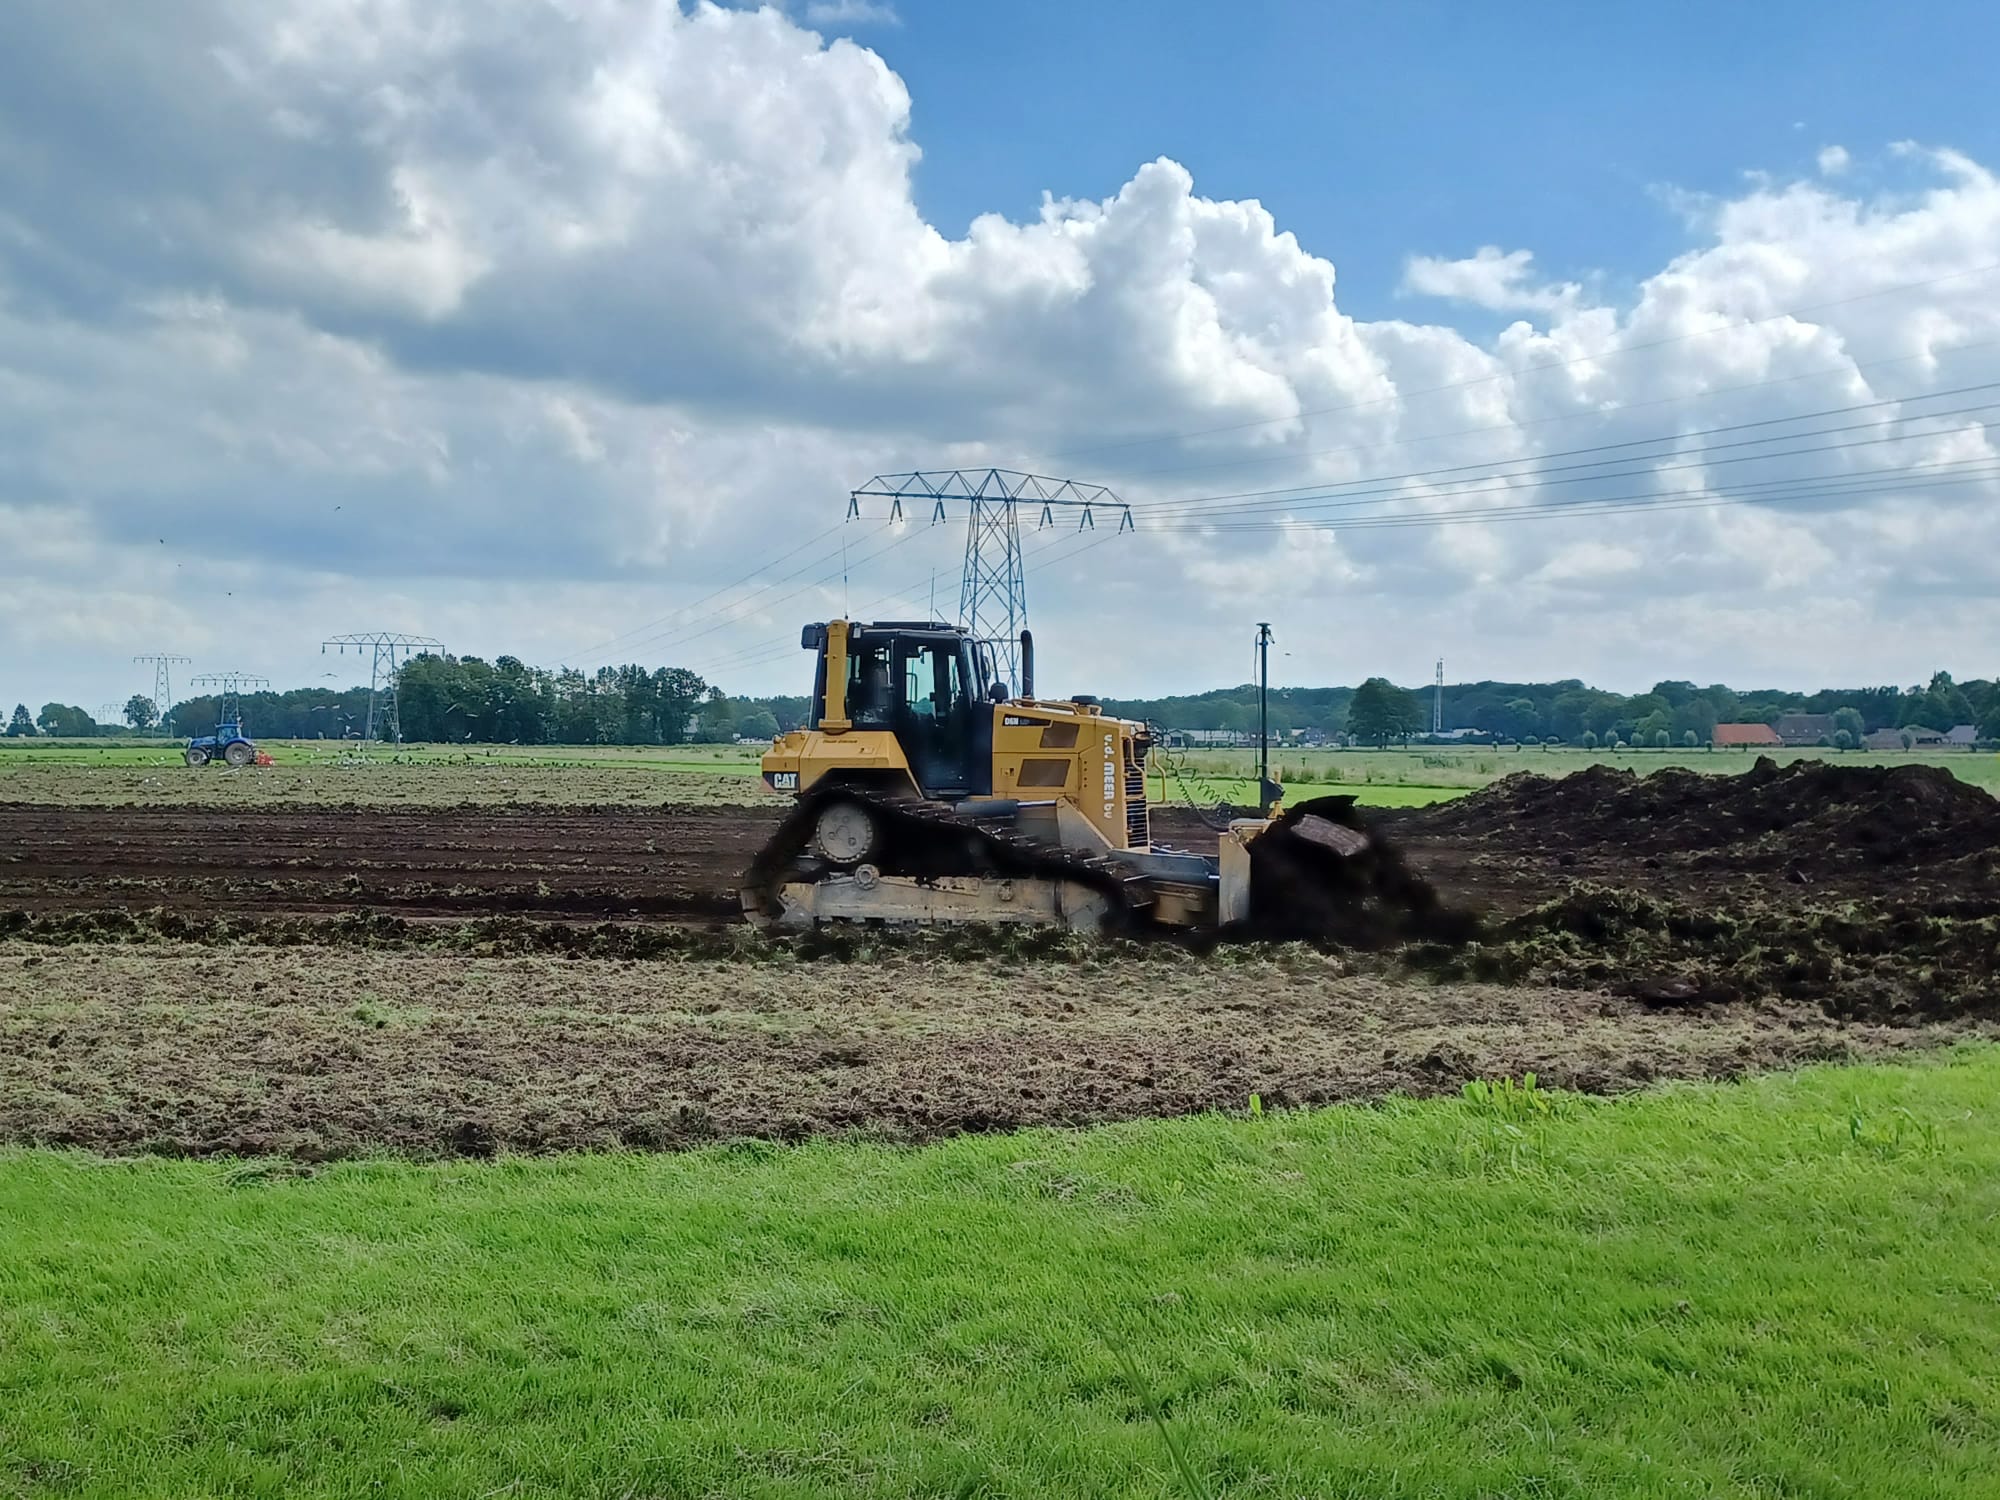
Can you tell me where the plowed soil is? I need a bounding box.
[0,803,1224,925]
[4,764,1997,1159]
[2,944,1970,1159]
[0,804,771,923]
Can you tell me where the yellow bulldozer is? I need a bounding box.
[741,618,1451,942]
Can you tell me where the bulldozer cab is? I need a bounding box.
[810,621,996,798]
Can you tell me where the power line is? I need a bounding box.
[1139,410,2000,529]
[1104,336,2000,486]
[1134,383,2000,521]
[564,520,849,664]
[1140,461,2000,536]
[1048,260,2000,460]
[579,521,910,664]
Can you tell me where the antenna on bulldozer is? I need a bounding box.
[321,632,444,743]
[847,470,1131,691]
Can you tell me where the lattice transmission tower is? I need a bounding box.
[132,653,191,732]
[321,632,443,742]
[188,672,270,730]
[846,470,1131,690]
[1434,658,1445,735]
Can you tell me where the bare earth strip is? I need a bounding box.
[0,762,787,808]
[2,944,1980,1159]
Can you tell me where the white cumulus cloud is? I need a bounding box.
[1399,246,1582,315]
[0,1,1996,712]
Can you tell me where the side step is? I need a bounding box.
[757,866,1116,931]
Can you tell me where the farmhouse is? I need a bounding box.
[1773,712,1835,745]
[1862,727,1950,750]
[1946,724,1979,748]
[1713,722,1783,749]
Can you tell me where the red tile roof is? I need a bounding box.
[1713,722,1783,746]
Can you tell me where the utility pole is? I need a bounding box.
[321,632,444,743]
[1435,657,1445,735]
[1256,622,1277,815]
[132,653,191,733]
[847,470,1132,691]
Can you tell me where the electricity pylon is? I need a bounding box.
[188,672,270,730]
[321,632,443,743]
[132,653,191,732]
[846,470,1131,690]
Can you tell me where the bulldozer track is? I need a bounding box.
[740,783,1149,932]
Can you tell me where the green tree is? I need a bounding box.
[1833,729,1855,750]
[1650,728,1670,748]
[737,709,780,741]
[1682,729,1698,748]
[1347,677,1424,746]
[1832,706,1865,742]
[124,695,158,732]
[36,703,95,737]
[1579,729,1598,750]
[6,704,34,737]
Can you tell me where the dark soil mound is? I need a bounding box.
[1409,756,2000,874]
[1245,795,1480,946]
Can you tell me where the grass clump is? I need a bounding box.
[2,1050,1998,1496]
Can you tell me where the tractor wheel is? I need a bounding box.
[184,746,209,767]
[223,741,255,768]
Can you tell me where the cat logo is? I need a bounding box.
[769,771,799,791]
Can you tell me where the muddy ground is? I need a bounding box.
[2,757,1994,1156]
[0,802,1228,923]
[2,943,1974,1159]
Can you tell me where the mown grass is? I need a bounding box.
[7,739,1997,810]
[3,1050,1997,1497]
[1178,743,2000,794]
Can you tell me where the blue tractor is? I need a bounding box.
[183,716,257,768]
[183,671,268,767]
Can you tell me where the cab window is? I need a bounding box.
[901,641,964,723]
[845,640,895,727]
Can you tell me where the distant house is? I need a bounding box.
[1713,722,1784,749]
[1863,726,1949,750]
[1773,712,1835,746]
[1945,724,1979,748]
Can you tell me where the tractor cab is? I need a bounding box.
[803,620,1000,798]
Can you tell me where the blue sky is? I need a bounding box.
[880,0,2000,315]
[3,0,1999,709]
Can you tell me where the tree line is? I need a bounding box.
[1108,670,2000,746]
[11,660,1997,746]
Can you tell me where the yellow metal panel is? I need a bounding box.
[760,728,911,795]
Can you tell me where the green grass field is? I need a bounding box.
[5,738,1996,811]
[1176,743,2000,793]
[4,1050,1996,1498]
